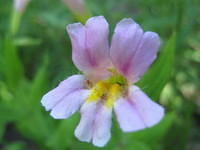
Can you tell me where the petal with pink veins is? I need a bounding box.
[127,32,160,82]
[114,98,146,132]
[114,86,164,132]
[67,16,111,80]
[110,18,143,81]
[129,86,164,127]
[41,75,85,111]
[110,18,160,83]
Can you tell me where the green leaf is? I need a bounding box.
[125,141,151,150]
[46,115,79,150]
[0,81,13,102]
[16,111,53,144]
[138,33,176,100]
[0,121,6,142]
[10,10,22,36]
[2,36,24,89]
[15,57,54,144]
[0,103,18,123]
[3,142,26,150]
[29,56,49,106]
[14,37,42,46]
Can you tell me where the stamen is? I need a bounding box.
[86,81,109,102]
[107,68,127,85]
[86,70,128,107]
[106,84,121,108]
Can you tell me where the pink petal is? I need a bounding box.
[110,18,143,80]
[75,102,97,142]
[67,23,91,72]
[92,105,112,147]
[85,16,110,68]
[66,16,111,80]
[129,86,164,127]
[41,75,85,111]
[114,86,164,132]
[75,102,112,147]
[114,98,146,132]
[110,18,160,83]
[50,89,90,119]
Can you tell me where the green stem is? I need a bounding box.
[10,10,22,36]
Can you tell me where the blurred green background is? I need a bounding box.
[0,0,200,149]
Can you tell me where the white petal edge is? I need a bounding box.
[129,86,165,127]
[50,89,90,119]
[75,102,97,142]
[114,98,146,132]
[92,104,112,147]
[41,74,85,111]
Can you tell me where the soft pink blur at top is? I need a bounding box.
[63,0,88,15]
[14,0,30,12]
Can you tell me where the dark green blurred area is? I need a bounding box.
[0,0,200,150]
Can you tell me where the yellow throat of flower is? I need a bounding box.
[86,71,128,108]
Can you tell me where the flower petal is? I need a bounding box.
[85,16,110,68]
[114,86,164,132]
[110,18,143,80]
[75,102,97,142]
[67,16,111,80]
[114,98,146,132]
[67,23,91,72]
[41,75,85,111]
[50,89,90,119]
[75,101,112,146]
[129,86,164,127]
[110,18,160,83]
[92,105,112,147]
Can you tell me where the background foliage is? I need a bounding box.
[0,0,200,150]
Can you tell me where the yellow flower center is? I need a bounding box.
[86,70,128,108]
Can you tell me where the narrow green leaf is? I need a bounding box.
[0,121,6,142]
[138,33,176,100]
[15,57,52,144]
[14,37,42,46]
[10,10,22,36]
[3,142,26,150]
[16,111,53,144]
[46,115,79,150]
[2,36,24,89]
[30,56,49,106]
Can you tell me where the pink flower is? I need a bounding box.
[41,16,164,147]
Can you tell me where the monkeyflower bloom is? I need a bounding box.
[41,16,164,147]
